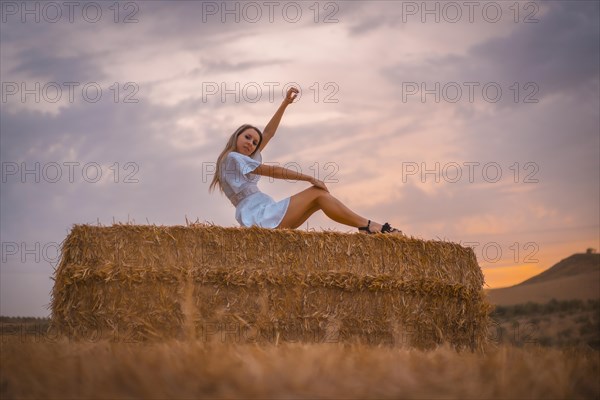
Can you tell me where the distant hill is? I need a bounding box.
[520,253,600,285]
[486,253,600,306]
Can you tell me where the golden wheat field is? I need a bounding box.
[3,225,597,399]
[1,336,599,400]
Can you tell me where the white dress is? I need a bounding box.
[220,150,290,228]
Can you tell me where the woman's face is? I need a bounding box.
[236,128,260,156]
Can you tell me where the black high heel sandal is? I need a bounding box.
[358,220,374,234]
[358,220,403,235]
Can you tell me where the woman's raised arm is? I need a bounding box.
[258,87,299,152]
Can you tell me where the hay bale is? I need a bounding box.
[51,223,492,350]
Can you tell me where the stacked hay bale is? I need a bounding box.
[51,224,492,350]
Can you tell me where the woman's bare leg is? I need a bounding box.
[285,203,320,229]
[277,187,384,230]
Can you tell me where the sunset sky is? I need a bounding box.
[1,0,598,317]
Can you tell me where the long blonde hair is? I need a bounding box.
[209,124,263,193]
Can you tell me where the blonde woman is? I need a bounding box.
[209,87,402,235]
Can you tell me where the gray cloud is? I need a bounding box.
[469,1,600,95]
[7,47,108,83]
[383,1,600,104]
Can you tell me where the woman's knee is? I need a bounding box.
[313,189,332,206]
[300,186,322,204]
[294,186,331,210]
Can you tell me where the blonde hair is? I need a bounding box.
[209,124,263,193]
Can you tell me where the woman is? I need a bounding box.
[209,87,402,235]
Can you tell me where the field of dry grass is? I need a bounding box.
[3,241,597,399]
[491,299,600,349]
[1,335,598,399]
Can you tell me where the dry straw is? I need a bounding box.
[51,223,492,350]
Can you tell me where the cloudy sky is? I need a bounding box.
[1,0,598,317]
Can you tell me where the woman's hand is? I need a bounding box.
[284,87,299,105]
[310,178,329,192]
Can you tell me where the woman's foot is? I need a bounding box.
[358,220,403,235]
